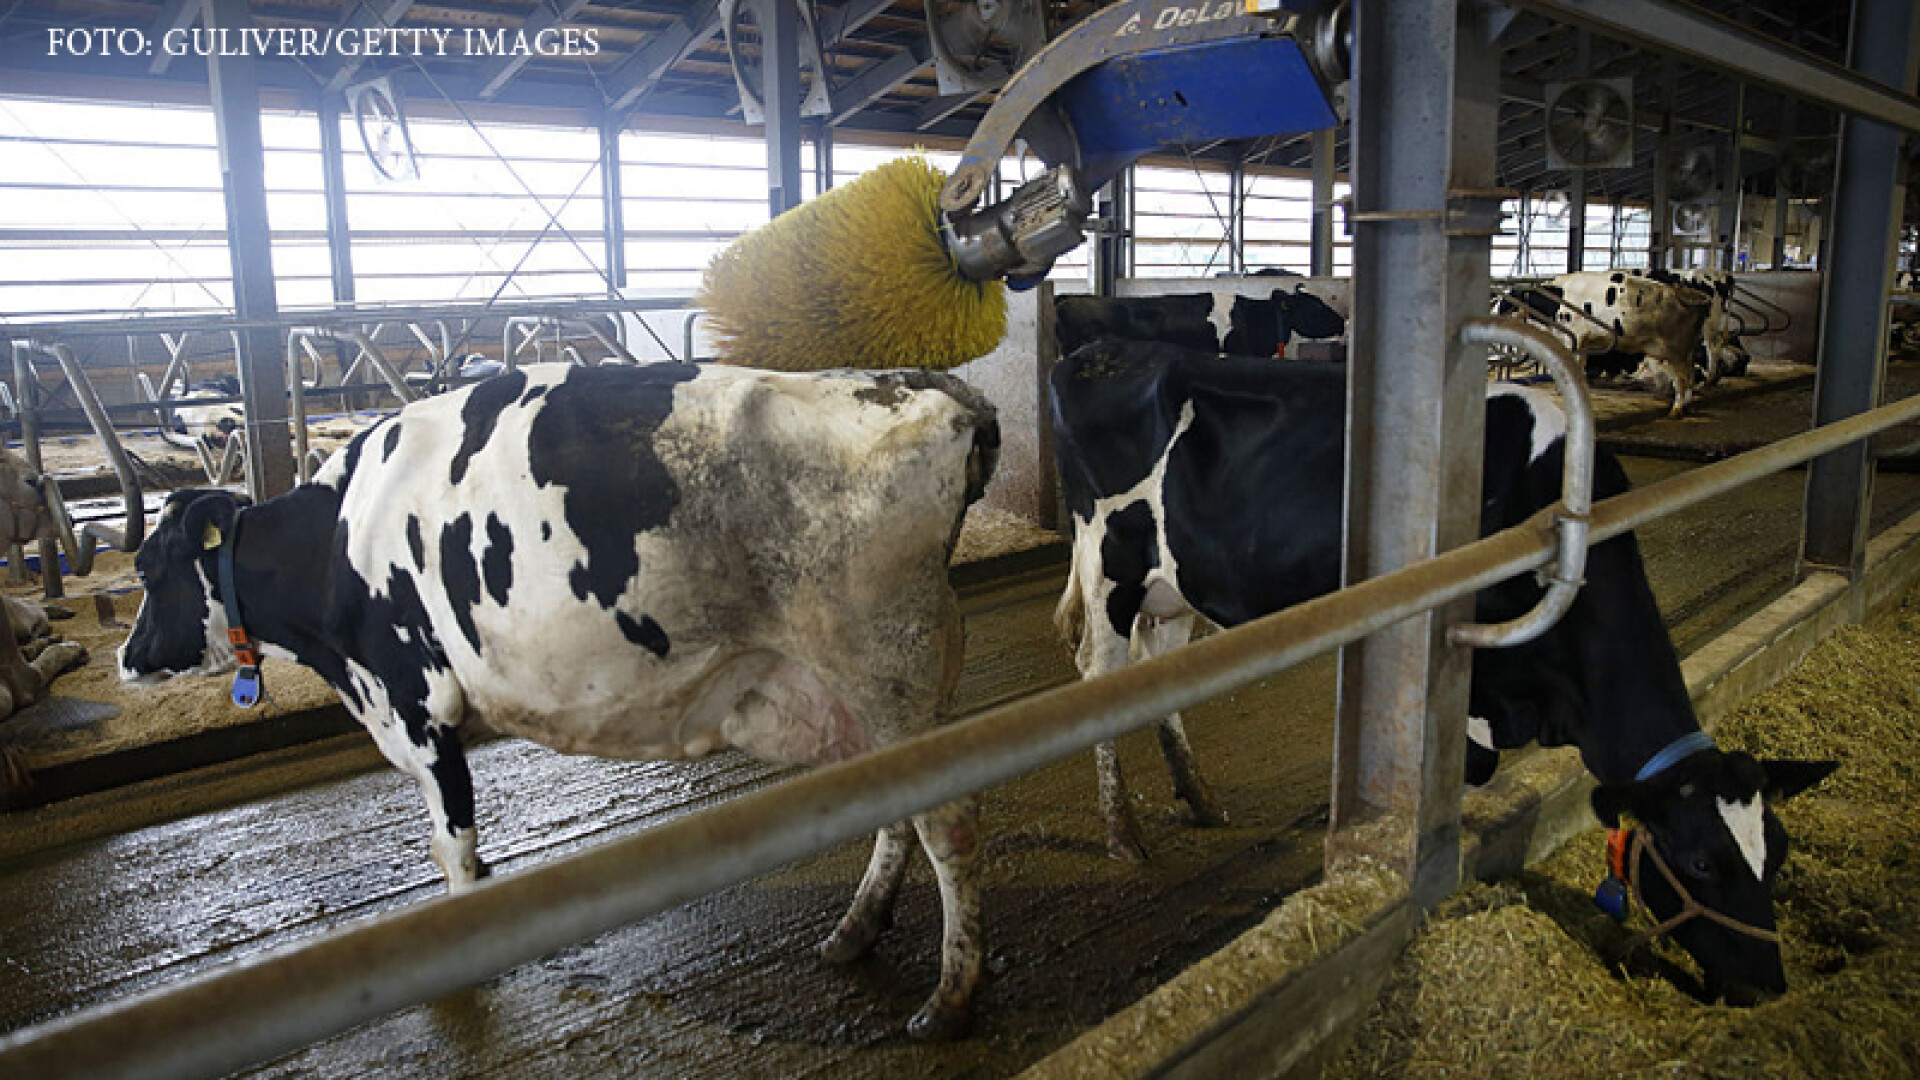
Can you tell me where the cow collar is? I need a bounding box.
[1595,730,1778,951]
[211,510,264,709]
[1635,729,1716,782]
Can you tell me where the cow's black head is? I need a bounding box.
[1591,749,1836,1005]
[118,489,249,682]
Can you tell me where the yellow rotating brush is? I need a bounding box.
[696,155,1007,372]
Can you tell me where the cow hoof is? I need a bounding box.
[1185,801,1229,829]
[1106,832,1149,863]
[819,912,889,965]
[907,998,972,1042]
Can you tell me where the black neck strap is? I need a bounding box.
[215,511,263,709]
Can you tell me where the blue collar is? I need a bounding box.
[1635,730,1715,782]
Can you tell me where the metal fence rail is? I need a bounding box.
[7,375,1920,1080]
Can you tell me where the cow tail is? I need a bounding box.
[1054,552,1086,657]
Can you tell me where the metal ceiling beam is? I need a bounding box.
[914,91,981,131]
[322,0,416,94]
[602,0,723,114]
[829,38,929,126]
[478,0,594,100]
[1513,0,1920,134]
[146,0,204,76]
[820,0,899,51]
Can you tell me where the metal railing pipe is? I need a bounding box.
[1588,384,1920,544]
[0,514,1565,1080]
[15,382,1920,1080]
[286,333,313,484]
[1451,317,1595,647]
[339,330,416,404]
[26,342,144,557]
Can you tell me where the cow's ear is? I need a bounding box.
[180,492,241,554]
[1590,782,1637,828]
[1761,759,1838,803]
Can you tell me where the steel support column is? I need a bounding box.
[1568,169,1588,272]
[206,0,295,500]
[1330,0,1495,908]
[812,120,834,194]
[317,96,355,306]
[1311,127,1337,276]
[1649,67,1673,270]
[1800,0,1920,579]
[762,0,804,216]
[1566,32,1591,274]
[1228,152,1247,274]
[600,115,627,293]
[1717,88,1745,269]
[1092,170,1130,296]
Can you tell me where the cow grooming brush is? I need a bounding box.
[696,155,1009,372]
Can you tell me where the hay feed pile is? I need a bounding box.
[1324,591,1920,1080]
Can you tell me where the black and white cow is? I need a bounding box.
[1629,268,1751,381]
[1050,338,1834,1005]
[1055,289,1347,360]
[117,362,999,1038]
[160,375,247,451]
[1502,272,1713,414]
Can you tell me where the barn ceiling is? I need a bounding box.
[0,0,1872,201]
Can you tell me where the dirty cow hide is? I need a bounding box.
[1501,272,1712,414]
[116,363,999,1039]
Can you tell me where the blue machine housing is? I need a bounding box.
[1053,35,1340,192]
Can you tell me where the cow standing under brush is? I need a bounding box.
[1049,338,1833,1006]
[116,363,999,1038]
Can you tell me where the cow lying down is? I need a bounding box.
[117,363,999,1039]
[1050,339,1834,1006]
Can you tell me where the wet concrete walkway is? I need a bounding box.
[6,387,1920,1077]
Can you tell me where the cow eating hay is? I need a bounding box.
[1048,338,1833,1006]
[116,363,999,1038]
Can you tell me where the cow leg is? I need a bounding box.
[1133,615,1226,827]
[819,821,913,964]
[361,699,488,893]
[1072,575,1150,862]
[1661,349,1696,416]
[906,798,983,1041]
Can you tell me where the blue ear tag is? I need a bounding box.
[1594,876,1630,921]
[232,665,262,709]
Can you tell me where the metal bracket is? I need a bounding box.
[1448,316,1596,649]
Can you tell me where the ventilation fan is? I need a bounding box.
[1666,146,1719,203]
[1672,203,1714,237]
[722,0,832,125]
[926,0,1051,95]
[346,76,419,182]
[1544,77,1634,170]
[1775,144,1835,198]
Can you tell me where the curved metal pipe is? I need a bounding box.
[34,343,144,561]
[286,333,313,485]
[1449,316,1595,648]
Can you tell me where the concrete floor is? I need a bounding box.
[5,375,1920,1078]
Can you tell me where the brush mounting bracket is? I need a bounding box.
[940,0,1347,215]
